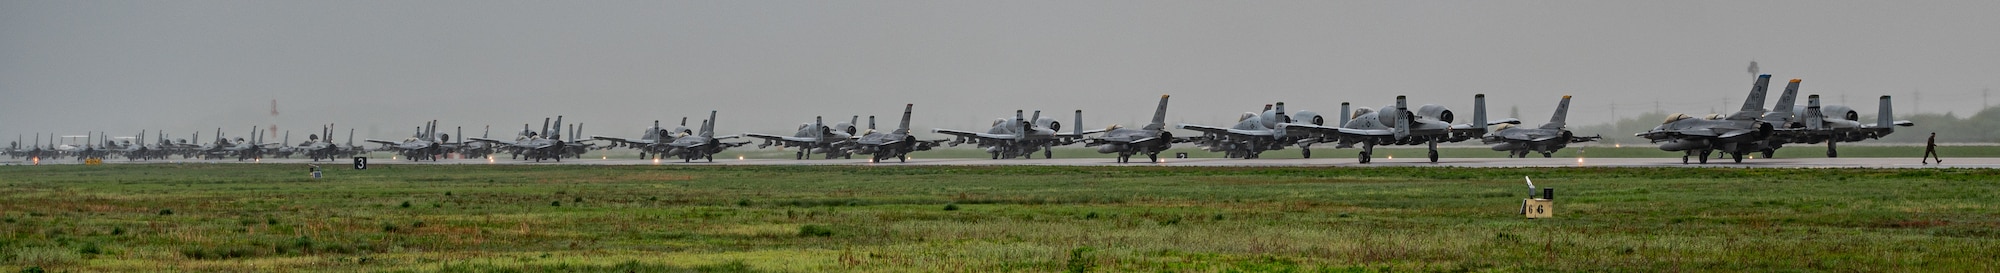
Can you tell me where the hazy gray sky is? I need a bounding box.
[5,1,1997,143]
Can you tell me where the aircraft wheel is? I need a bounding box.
[1044,149,1052,159]
[639,152,647,159]
[1698,150,1710,164]
[1542,152,1552,158]
[1732,152,1744,163]
[1428,150,1439,163]
[991,152,1000,159]
[796,151,804,160]
[1682,155,1690,164]
[1148,153,1159,163]
[706,154,714,162]
[1358,152,1371,164]
[1302,148,1311,158]
[898,155,906,163]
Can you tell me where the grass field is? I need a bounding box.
[556,145,2000,161]
[3,165,1997,272]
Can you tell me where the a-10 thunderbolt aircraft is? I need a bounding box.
[593,118,695,160]
[367,120,449,161]
[934,109,1102,159]
[1177,102,1323,159]
[470,116,585,162]
[1636,75,1781,164]
[1284,94,1504,163]
[1085,95,1183,163]
[660,110,749,162]
[1745,78,1913,158]
[847,104,945,163]
[747,116,862,159]
[1771,94,1911,157]
[1482,96,1601,158]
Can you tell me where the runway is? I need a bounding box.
[17,156,1990,168]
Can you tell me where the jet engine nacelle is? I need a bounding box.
[1416,104,1453,123]
[1822,105,1859,121]
[1292,111,1324,126]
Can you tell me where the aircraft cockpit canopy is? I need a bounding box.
[1662,113,1693,124]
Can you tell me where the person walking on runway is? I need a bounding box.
[1922,132,1943,164]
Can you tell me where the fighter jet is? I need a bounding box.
[848,104,945,163]
[456,126,501,159]
[5,135,30,159]
[297,124,351,161]
[220,126,278,161]
[470,116,585,162]
[1085,95,1182,163]
[1284,94,1504,163]
[270,131,297,158]
[106,131,169,161]
[593,118,695,160]
[367,120,448,161]
[58,133,108,161]
[1636,74,1780,164]
[1176,102,1324,159]
[1482,96,1601,158]
[933,110,1102,159]
[661,110,749,162]
[747,116,862,160]
[1770,93,1914,157]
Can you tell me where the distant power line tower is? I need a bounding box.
[269,99,280,139]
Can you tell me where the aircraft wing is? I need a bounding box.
[1570,135,1603,143]
[1053,128,1109,138]
[589,135,651,146]
[930,129,1019,141]
[1175,124,1274,137]
[364,139,401,146]
[743,133,819,143]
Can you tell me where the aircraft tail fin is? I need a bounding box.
[1030,110,1043,128]
[1275,102,1289,123]
[1394,96,1410,138]
[1014,110,1026,133]
[1774,79,1800,115]
[868,116,877,131]
[1742,74,1773,112]
[1146,95,1170,130]
[1073,110,1084,136]
[1474,94,1489,129]
[702,111,718,138]
[1878,95,1894,128]
[541,118,552,138]
[814,116,824,139]
[1339,102,1351,127]
[1804,95,1824,129]
[897,104,914,134]
[1541,95,1568,130]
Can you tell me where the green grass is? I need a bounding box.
[2,164,1997,272]
[455,145,2000,161]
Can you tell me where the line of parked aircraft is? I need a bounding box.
[5,74,1910,164]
